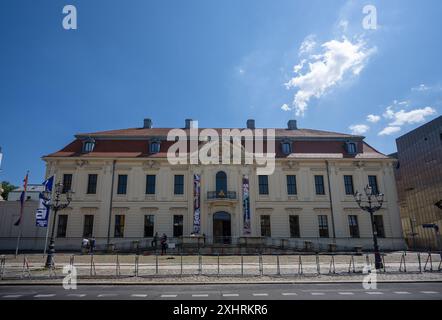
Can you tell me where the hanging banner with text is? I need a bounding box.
[193,173,201,234]
[242,175,251,235]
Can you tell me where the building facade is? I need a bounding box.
[393,116,442,250]
[0,119,406,252]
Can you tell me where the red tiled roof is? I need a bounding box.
[44,127,389,160]
[75,127,359,139]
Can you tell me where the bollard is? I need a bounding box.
[315,253,320,275]
[90,254,96,276]
[328,255,335,274]
[399,252,406,272]
[198,253,202,275]
[217,253,220,276]
[134,255,139,277]
[417,252,422,273]
[180,251,183,276]
[381,254,386,273]
[0,255,5,279]
[298,255,303,275]
[155,251,159,274]
[21,255,31,278]
[116,254,121,277]
[348,255,356,273]
[424,252,433,272]
[276,255,280,275]
[259,254,263,276]
[241,254,244,277]
[70,255,75,267]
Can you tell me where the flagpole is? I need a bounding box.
[15,171,29,258]
[43,174,55,256]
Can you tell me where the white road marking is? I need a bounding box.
[223,293,239,297]
[281,293,297,296]
[2,295,22,298]
[67,294,86,297]
[311,292,325,296]
[366,292,383,295]
[420,291,438,294]
[192,294,209,297]
[34,294,55,298]
[97,294,117,297]
[252,293,268,296]
[338,292,354,295]
[161,294,177,298]
[131,294,147,298]
[394,291,410,295]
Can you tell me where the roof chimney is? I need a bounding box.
[185,119,193,129]
[287,119,297,130]
[246,119,255,129]
[143,118,152,129]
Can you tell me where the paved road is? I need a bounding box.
[0,282,441,300]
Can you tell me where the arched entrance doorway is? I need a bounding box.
[213,211,231,244]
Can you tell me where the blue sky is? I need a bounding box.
[0,0,441,185]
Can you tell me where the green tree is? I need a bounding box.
[1,181,18,200]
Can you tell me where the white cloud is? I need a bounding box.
[387,106,436,126]
[349,124,369,135]
[285,37,375,116]
[378,126,401,136]
[299,35,316,56]
[281,103,291,111]
[366,114,381,123]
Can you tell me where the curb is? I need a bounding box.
[1,279,442,286]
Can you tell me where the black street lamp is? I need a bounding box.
[354,185,384,270]
[42,182,73,268]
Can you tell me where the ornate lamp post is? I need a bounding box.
[42,182,72,268]
[354,185,384,270]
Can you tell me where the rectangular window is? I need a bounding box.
[348,215,360,238]
[144,215,154,237]
[374,215,385,238]
[57,215,68,238]
[314,175,325,195]
[258,175,269,195]
[114,215,125,238]
[62,174,72,194]
[344,175,354,195]
[117,175,127,195]
[260,215,271,237]
[145,175,156,195]
[287,175,297,195]
[83,215,94,238]
[318,215,329,238]
[289,215,300,238]
[87,174,98,194]
[368,175,379,195]
[173,215,183,237]
[174,175,184,195]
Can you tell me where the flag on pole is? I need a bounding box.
[14,172,29,226]
[36,176,54,227]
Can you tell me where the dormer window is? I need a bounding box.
[150,141,161,154]
[345,142,357,154]
[281,141,292,155]
[82,139,95,153]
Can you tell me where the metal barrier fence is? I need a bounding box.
[0,251,440,280]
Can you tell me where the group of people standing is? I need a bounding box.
[81,237,96,254]
[151,232,168,255]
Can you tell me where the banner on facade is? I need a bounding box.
[242,175,251,235]
[35,176,54,227]
[193,173,201,234]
